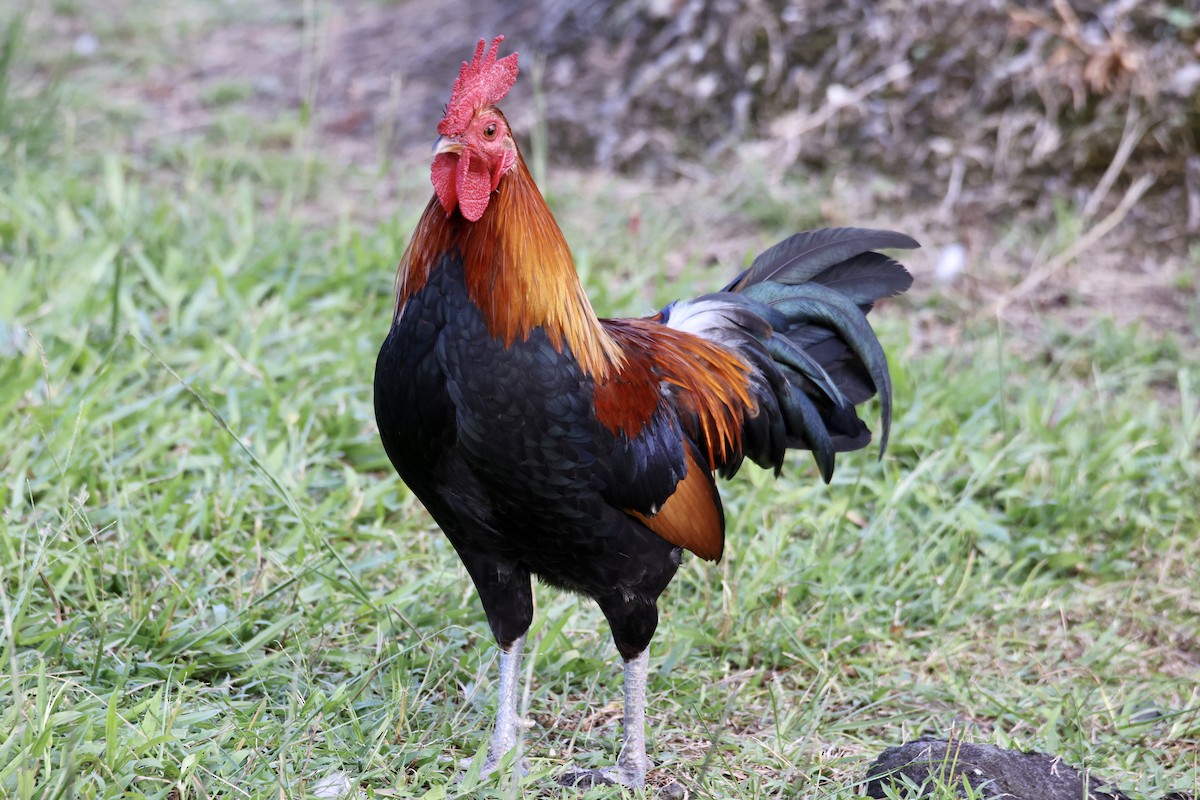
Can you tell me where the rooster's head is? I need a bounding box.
[431,36,519,222]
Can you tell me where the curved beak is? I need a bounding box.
[432,135,464,156]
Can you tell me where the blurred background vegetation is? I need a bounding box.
[37,0,1191,337]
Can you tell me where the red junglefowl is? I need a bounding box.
[374,36,916,788]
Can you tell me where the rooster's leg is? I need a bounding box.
[482,633,528,777]
[558,648,651,788]
[616,648,651,785]
[456,555,533,779]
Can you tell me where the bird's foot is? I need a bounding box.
[557,763,645,789]
[557,767,687,797]
[557,765,628,788]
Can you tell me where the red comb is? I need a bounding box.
[438,36,519,136]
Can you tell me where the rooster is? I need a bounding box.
[374,36,915,788]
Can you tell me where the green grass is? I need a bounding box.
[2,5,1198,799]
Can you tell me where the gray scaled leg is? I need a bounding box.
[615,648,651,786]
[559,648,651,788]
[481,633,528,777]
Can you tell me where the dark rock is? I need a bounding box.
[862,738,1131,800]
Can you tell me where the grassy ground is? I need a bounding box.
[2,5,1198,799]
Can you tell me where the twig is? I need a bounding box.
[939,156,966,222]
[1187,156,1200,233]
[1080,101,1151,223]
[39,571,64,626]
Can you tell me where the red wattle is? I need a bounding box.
[456,149,494,222]
[432,153,458,217]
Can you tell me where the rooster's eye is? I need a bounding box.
[482,123,498,140]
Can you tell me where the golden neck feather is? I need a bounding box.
[395,151,622,379]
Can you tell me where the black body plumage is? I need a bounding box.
[374,255,679,657]
[374,228,915,659]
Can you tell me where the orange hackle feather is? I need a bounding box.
[597,319,754,471]
[396,138,621,379]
